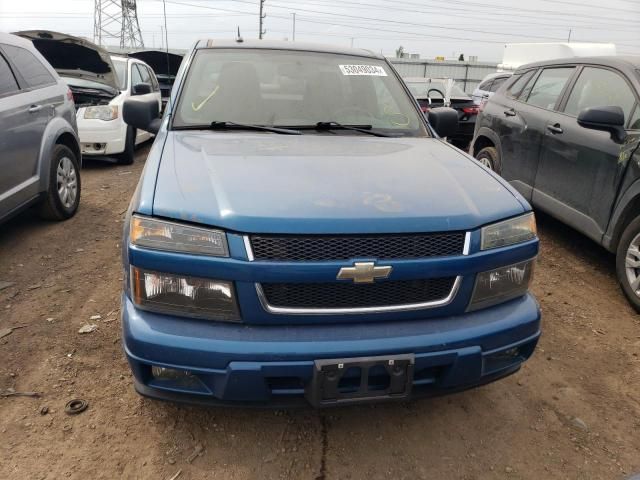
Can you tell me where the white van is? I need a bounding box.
[16,31,161,164]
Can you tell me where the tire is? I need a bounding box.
[116,126,136,165]
[475,146,501,174]
[39,144,81,221]
[616,216,640,312]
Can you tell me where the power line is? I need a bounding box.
[271,0,640,27]
[228,0,617,42]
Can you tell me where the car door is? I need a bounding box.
[533,65,639,243]
[487,69,540,200]
[0,47,27,217]
[0,43,58,215]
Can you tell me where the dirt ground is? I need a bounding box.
[1,145,639,480]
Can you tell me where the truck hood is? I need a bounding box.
[14,30,119,91]
[152,132,526,234]
[128,50,183,78]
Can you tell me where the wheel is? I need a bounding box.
[475,146,501,174]
[116,126,136,165]
[616,216,640,312]
[39,144,81,221]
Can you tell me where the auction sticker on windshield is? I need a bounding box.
[339,65,387,76]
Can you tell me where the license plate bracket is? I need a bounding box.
[306,354,414,407]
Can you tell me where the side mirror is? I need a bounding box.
[428,107,458,139]
[123,97,161,135]
[132,82,152,95]
[578,106,626,143]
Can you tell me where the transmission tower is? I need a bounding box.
[94,0,144,49]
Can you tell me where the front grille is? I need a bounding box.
[260,277,457,310]
[250,233,465,261]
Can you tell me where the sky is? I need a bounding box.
[0,0,639,61]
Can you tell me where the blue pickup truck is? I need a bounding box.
[120,40,540,407]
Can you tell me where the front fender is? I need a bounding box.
[37,118,80,193]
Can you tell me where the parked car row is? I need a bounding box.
[471,56,640,310]
[0,30,165,225]
[3,26,638,408]
[16,31,162,165]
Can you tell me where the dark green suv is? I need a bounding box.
[471,56,640,310]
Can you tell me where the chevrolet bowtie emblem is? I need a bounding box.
[337,262,392,284]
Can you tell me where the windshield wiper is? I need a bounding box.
[210,121,301,135]
[313,121,393,137]
[175,121,301,135]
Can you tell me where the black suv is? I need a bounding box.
[471,56,640,310]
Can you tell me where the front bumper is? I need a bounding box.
[76,114,127,156]
[122,292,541,407]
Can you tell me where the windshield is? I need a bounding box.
[111,58,127,90]
[173,49,427,136]
[406,80,469,99]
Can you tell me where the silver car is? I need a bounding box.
[0,32,81,224]
[471,72,512,105]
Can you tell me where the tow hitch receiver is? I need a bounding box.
[306,354,415,406]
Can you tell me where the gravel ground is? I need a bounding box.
[1,145,639,480]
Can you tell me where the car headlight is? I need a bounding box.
[468,259,535,311]
[481,213,536,250]
[130,215,228,257]
[131,267,240,321]
[84,105,119,121]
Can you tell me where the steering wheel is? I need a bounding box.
[427,88,445,100]
[333,105,375,121]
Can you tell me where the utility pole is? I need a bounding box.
[162,0,170,80]
[292,12,295,41]
[259,0,266,39]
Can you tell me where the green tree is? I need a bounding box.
[396,46,405,58]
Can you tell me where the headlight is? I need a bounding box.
[468,259,535,311]
[131,267,240,321]
[130,215,228,257]
[481,213,536,250]
[83,105,118,121]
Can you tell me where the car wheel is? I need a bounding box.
[116,126,136,165]
[616,216,640,312]
[39,144,81,221]
[475,146,501,174]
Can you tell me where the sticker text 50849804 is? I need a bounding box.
[339,65,388,76]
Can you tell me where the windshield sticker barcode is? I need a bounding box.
[339,65,387,76]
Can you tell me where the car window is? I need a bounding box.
[145,66,160,91]
[564,67,636,122]
[490,76,508,92]
[174,49,428,136]
[0,49,20,97]
[505,70,536,99]
[137,63,152,84]
[478,79,493,91]
[112,59,128,90]
[629,104,640,130]
[131,63,144,89]
[2,44,55,89]
[525,67,574,110]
